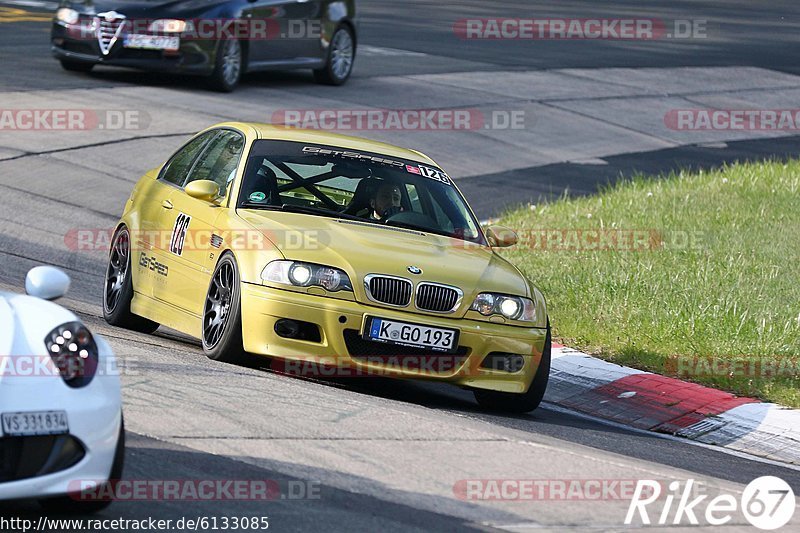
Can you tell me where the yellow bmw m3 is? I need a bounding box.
[104,122,550,412]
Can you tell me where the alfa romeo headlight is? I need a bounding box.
[148,19,187,33]
[56,8,80,25]
[262,260,353,292]
[470,293,536,322]
[45,321,99,387]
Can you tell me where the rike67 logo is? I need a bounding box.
[626,476,796,530]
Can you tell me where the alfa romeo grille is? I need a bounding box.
[365,275,412,307]
[96,13,126,56]
[416,283,461,313]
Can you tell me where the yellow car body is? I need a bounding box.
[104,122,550,411]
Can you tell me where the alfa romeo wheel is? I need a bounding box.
[209,38,243,92]
[313,25,355,86]
[103,227,159,333]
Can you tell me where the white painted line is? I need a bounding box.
[1,0,57,9]
[359,45,429,58]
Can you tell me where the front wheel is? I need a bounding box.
[202,254,247,364]
[313,25,355,86]
[473,320,551,413]
[208,38,243,92]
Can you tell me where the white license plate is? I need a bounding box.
[365,317,459,353]
[1,411,69,436]
[124,34,180,51]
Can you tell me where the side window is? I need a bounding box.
[185,131,245,198]
[159,131,216,186]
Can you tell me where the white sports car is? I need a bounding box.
[0,267,123,512]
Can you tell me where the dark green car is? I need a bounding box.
[51,0,358,91]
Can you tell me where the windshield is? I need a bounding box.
[237,140,485,244]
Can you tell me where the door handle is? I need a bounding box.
[162,200,173,210]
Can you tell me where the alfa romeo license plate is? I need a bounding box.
[1,411,69,436]
[364,317,459,353]
[124,34,180,51]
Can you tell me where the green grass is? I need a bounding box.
[498,159,800,407]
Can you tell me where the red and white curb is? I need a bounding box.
[548,344,800,465]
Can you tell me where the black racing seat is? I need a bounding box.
[241,166,280,205]
[343,178,382,216]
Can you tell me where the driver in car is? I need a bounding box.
[369,182,404,221]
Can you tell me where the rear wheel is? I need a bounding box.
[60,59,94,73]
[38,414,125,513]
[103,227,160,333]
[473,320,551,413]
[208,38,242,92]
[313,25,355,86]
[202,254,247,364]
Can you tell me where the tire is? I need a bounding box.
[59,59,94,73]
[39,414,125,514]
[313,25,355,86]
[208,37,243,92]
[473,320,551,414]
[103,227,160,334]
[202,253,247,364]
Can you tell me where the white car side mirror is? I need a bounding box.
[25,266,71,300]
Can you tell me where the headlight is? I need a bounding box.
[44,321,98,387]
[262,261,353,292]
[470,293,536,322]
[56,8,80,25]
[148,19,187,33]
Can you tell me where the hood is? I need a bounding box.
[67,0,234,19]
[237,211,531,312]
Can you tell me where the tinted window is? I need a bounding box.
[185,130,245,198]
[237,140,484,244]
[160,131,216,186]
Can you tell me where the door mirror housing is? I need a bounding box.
[185,180,221,203]
[25,266,71,300]
[484,225,518,248]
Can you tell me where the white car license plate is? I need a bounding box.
[1,411,69,436]
[124,34,180,51]
[364,317,459,353]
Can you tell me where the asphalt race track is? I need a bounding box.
[1,1,800,530]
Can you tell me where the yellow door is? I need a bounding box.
[153,129,246,316]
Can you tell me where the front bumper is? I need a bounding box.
[51,23,216,75]
[241,283,548,393]
[0,336,122,500]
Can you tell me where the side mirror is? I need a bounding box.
[25,266,70,300]
[485,225,518,248]
[185,180,221,203]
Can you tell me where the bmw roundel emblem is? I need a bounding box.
[407,266,422,275]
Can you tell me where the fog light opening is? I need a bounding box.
[275,319,301,339]
[481,353,526,373]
